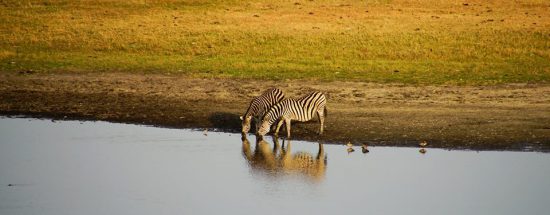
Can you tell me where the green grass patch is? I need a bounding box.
[1,0,549,85]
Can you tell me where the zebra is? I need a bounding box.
[258,91,327,137]
[240,88,285,134]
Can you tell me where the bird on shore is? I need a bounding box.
[361,143,369,153]
[419,141,428,147]
[346,142,354,153]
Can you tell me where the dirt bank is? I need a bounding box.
[1,72,549,151]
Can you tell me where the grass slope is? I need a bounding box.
[1,0,549,84]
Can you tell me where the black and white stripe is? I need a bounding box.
[241,88,285,133]
[258,91,327,137]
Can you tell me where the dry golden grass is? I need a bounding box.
[1,0,549,84]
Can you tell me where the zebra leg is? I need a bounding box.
[285,118,292,138]
[254,118,261,134]
[317,107,325,135]
[275,119,285,136]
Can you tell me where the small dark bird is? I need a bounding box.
[361,143,369,153]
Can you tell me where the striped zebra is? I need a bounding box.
[258,91,327,137]
[240,88,285,133]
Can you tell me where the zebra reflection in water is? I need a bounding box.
[241,135,327,182]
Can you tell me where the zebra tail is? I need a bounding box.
[324,106,328,117]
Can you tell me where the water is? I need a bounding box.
[1,117,549,215]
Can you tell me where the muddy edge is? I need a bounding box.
[1,73,549,151]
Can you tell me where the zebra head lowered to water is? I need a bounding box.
[240,88,285,134]
[258,91,327,138]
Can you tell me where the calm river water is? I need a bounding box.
[1,117,549,215]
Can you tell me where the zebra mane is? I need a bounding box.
[242,99,257,118]
[263,98,293,126]
[243,88,284,118]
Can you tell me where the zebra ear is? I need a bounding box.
[239,116,243,120]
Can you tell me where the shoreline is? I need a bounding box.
[0,113,547,152]
[1,73,549,151]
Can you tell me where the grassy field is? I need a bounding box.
[1,0,549,84]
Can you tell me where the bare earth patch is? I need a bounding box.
[1,72,549,151]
